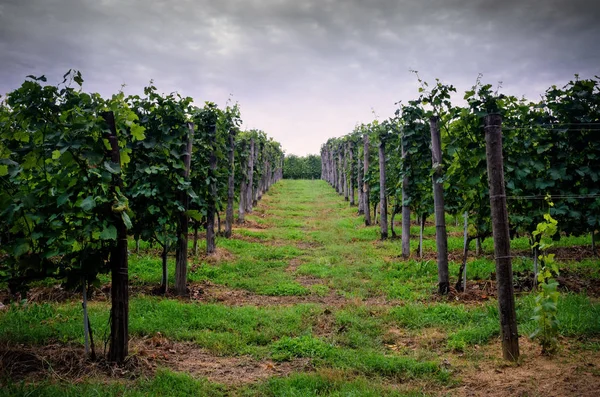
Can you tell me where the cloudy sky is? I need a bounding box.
[1,0,599,155]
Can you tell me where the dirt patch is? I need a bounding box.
[383,328,447,353]
[486,269,600,298]
[174,350,310,385]
[431,268,600,304]
[295,275,325,287]
[230,233,264,244]
[452,338,600,397]
[405,245,597,264]
[233,219,268,230]
[0,342,149,384]
[312,308,338,337]
[134,335,311,385]
[429,281,496,304]
[512,245,597,262]
[0,337,312,387]
[286,258,303,273]
[185,281,396,308]
[1,285,110,305]
[240,228,267,233]
[196,247,236,264]
[409,250,472,264]
[557,268,600,296]
[296,241,323,250]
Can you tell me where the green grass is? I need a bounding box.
[246,371,432,397]
[271,335,446,381]
[0,297,320,356]
[2,370,432,397]
[1,369,226,397]
[2,179,599,395]
[389,293,600,351]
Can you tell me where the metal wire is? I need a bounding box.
[490,194,600,200]
[503,127,600,131]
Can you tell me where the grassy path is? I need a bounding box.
[1,180,600,396]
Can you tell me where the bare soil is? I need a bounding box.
[0,341,149,383]
[185,281,395,308]
[285,258,303,273]
[134,334,311,385]
[232,219,268,230]
[296,241,323,250]
[194,247,236,265]
[0,337,312,387]
[451,338,600,397]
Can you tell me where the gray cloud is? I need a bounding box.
[1,0,599,154]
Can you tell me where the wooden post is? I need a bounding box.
[102,111,129,363]
[462,212,468,291]
[533,246,539,289]
[430,116,449,295]
[82,278,90,357]
[484,113,520,362]
[349,144,355,206]
[246,139,254,213]
[357,148,364,214]
[419,214,424,258]
[225,128,236,237]
[401,134,410,258]
[161,242,169,293]
[378,139,388,239]
[252,143,260,206]
[337,152,343,195]
[330,151,335,187]
[238,150,247,224]
[175,122,194,296]
[343,147,349,201]
[363,135,371,226]
[206,124,217,254]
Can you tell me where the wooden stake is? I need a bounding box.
[401,134,411,258]
[225,128,237,237]
[101,111,129,363]
[363,135,371,226]
[378,139,388,239]
[175,122,194,295]
[206,124,218,254]
[430,116,449,295]
[484,113,520,362]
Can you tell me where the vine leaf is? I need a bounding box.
[99,225,117,240]
[104,161,121,174]
[80,196,96,211]
[130,124,146,141]
[121,212,133,230]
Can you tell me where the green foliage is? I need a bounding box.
[3,180,600,394]
[0,71,283,296]
[530,199,561,354]
[284,154,322,179]
[323,73,600,249]
[0,71,139,293]
[272,335,333,361]
[125,85,193,251]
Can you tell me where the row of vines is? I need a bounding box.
[322,73,599,278]
[0,71,284,362]
[283,154,321,179]
[321,74,599,359]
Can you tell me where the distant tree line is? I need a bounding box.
[283,154,321,179]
